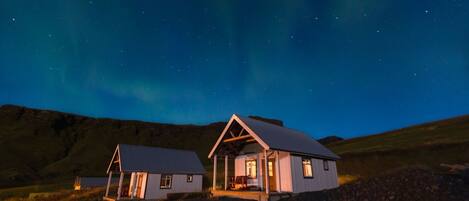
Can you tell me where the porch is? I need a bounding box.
[209,116,287,200]
[103,171,144,201]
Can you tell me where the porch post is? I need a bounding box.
[130,172,137,198]
[105,171,112,197]
[117,172,124,200]
[257,152,263,190]
[275,151,281,192]
[212,155,217,190]
[224,155,229,190]
[264,149,270,194]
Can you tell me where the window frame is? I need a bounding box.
[323,160,329,171]
[268,161,274,177]
[159,174,173,189]
[302,157,314,179]
[245,159,257,179]
[187,174,193,183]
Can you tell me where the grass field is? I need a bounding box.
[328,115,469,178]
[0,182,72,200]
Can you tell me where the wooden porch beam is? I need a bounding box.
[212,155,217,190]
[223,135,252,143]
[117,172,124,200]
[238,128,245,137]
[275,151,281,193]
[224,155,228,190]
[105,171,112,197]
[246,138,256,143]
[264,150,270,194]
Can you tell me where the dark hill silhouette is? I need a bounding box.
[318,136,344,145]
[0,104,286,188]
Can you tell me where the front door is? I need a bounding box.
[261,159,276,191]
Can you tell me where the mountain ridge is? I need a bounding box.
[1,104,468,189]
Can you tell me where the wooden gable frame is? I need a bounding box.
[106,145,122,173]
[208,114,270,158]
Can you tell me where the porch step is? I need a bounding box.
[212,190,267,201]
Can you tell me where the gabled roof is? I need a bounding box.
[107,144,206,174]
[208,114,340,160]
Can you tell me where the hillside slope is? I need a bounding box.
[0,105,227,187]
[327,115,469,178]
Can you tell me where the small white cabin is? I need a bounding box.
[104,144,205,200]
[209,115,340,200]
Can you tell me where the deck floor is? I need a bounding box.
[212,190,268,201]
[211,190,293,201]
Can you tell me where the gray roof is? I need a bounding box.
[237,115,340,160]
[117,144,205,174]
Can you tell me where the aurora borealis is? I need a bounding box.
[1,1,468,138]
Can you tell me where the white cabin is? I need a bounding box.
[208,115,340,200]
[104,144,205,200]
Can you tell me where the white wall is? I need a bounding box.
[290,156,338,193]
[278,151,293,192]
[144,174,203,200]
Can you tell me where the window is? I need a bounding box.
[160,174,172,189]
[268,161,274,177]
[187,174,193,182]
[302,158,313,178]
[245,160,257,178]
[323,160,329,171]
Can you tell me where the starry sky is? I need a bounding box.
[1,0,469,138]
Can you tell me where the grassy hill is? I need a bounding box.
[327,115,469,178]
[0,104,228,188]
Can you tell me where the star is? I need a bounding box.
[335,16,340,20]
[314,16,319,20]
[376,29,381,33]
[290,35,294,39]
[424,10,430,14]
[11,17,16,22]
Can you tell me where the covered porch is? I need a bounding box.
[209,115,286,199]
[103,146,147,201]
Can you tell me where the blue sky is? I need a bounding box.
[1,0,469,138]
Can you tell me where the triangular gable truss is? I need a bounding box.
[106,145,122,173]
[208,114,270,158]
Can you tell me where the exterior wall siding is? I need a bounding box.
[290,155,338,193]
[278,151,293,192]
[144,174,203,200]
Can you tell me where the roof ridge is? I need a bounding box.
[118,143,197,154]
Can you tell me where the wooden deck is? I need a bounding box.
[212,190,268,201]
[103,196,138,201]
[211,190,293,201]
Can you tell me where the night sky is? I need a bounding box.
[1,1,469,138]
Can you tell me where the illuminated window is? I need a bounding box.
[323,160,329,171]
[160,174,172,189]
[187,174,193,182]
[245,160,257,178]
[302,158,313,177]
[268,161,274,176]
